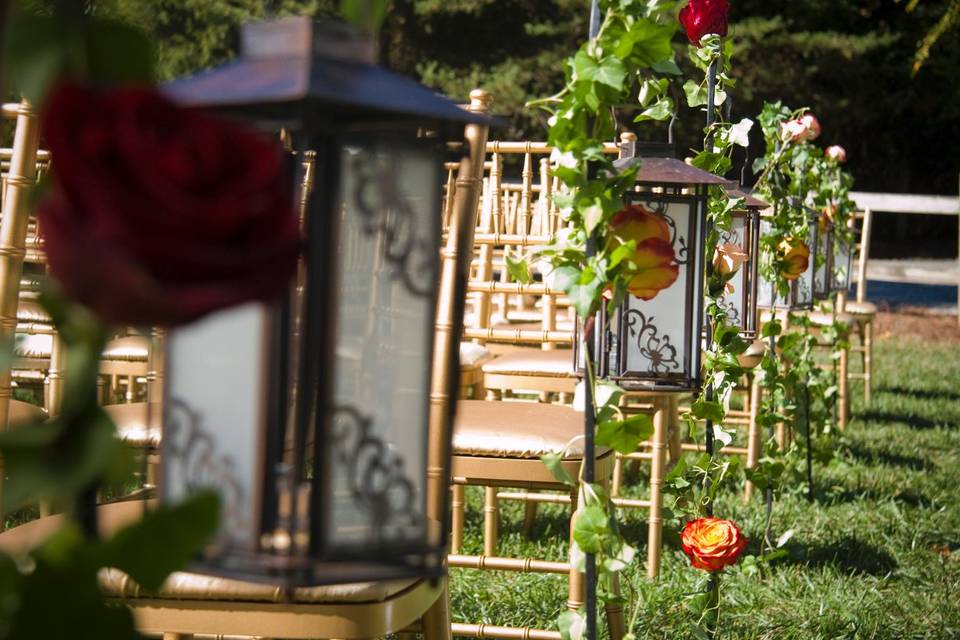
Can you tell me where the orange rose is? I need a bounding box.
[819,204,837,232]
[609,204,679,300]
[713,242,747,277]
[681,518,748,572]
[778,237,810,281]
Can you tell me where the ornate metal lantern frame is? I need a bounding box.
[813,210,835,301]
[158,17,492,587]
[589,144,727,392]
[714,184,764,338]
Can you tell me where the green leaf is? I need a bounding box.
[691,399,725,423]
[573,504,610,554]
[620,20,675,67]
[102,492,220,592]
[505,254,533,284]
[540,452,575,487]
[340,0,390,35]
[0,409,132,512]
[596,413,654,455]
[558,609,586,640]
[634,97,673,122]
[683,79,707,107]
[573,51,627,91]
[651,58,683,76]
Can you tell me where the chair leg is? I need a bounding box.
[422,581,453,640]
[864,318,873,406]
[838,342,849,429]
[451,485,465,554]
[646,396,666,579]
[744,374,761,502]
[604,571,626,640]
[126,375,136,403]
[566,487,584,611]
[522,499,538,537]
[611,453,624,497]
[482,486,498,556]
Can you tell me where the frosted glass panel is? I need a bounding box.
[715,214,750,328]
[621,200,696,381]
[327,141,438,551]
[163,303,269,551]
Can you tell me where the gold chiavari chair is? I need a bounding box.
[0,88,494,640]
[838,209,875,406]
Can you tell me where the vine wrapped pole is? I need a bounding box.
[702,56,718,517]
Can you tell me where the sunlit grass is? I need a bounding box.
[449,336,960,638]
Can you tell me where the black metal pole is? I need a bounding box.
[805,382,814,502]
[583,5,600,640]
[764,283,776,547]
[702,57,719,517]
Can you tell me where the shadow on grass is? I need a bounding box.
[877,386,960,403]
[814,486,935,509]
[842,443,936,471]
[858,409,956,431]
[776,536,898,576]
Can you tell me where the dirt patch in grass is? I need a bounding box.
[873,308,960,343]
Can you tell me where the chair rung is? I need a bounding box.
[620,452,654,461]
[449,554,569,575]
[452,623,562,640]
[497,491,570,505]
[611,497,652,509]
[680,443,748,456]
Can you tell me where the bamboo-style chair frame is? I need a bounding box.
[837,209,875,406]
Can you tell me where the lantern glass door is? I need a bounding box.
[322,137,441,555]
[714,210,759,336]
[615,196,704,390]
[814,224,834,300]
[162,302,280,555]
[833,238,854,293]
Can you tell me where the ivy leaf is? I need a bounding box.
[727,117,754,148]
[620,19,675,67]
[776,529,795,548]
[101,492,221,592]
[573,504,610,554]
[596,413,654,455]
[683,79,707,107]
[558,609,586,640]
[573,50,626,91]
[505,254,533,284]
[691,399,725,423]
[634,97,673,122]
[540,452,575,487]
[651,58,683,76]
[712,424,734,448]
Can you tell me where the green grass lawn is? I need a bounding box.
[449,336,960,639]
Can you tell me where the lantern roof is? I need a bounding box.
[722,181,770,210]
[613,141,727,186]
[164,17,496,129]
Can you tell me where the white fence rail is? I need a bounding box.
[850,189,960,324]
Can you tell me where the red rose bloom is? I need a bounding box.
[681,517,748,572]
[38,83,300,326]
[679,0,730,46]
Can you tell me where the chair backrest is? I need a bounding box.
[0,100,41,427]
[427,89,491,524]
[851,208,873,303]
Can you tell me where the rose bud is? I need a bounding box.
[819,203,838,232]
[681,517,749,572]
[800,113,821,141]
[679,0,730,46]
[38,83,300,327]
[780,119,808,142]
[713,242,748,277]
[826,145,847,163]
[778,237,811,281]
[608,204,679,301]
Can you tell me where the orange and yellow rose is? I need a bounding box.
[778,237,810,281]
[681,517,748,572]
[609,204,679,300]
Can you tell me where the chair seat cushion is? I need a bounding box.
[844,300,877,317]
[100,568,417,604]
[104,402,161,448]
[0,500,414,605]
[102,335,149,362]
[14,333,51,359]
[453,400,604,459]
[482,349,575,378]
[8,399,45,426]
[806,311,856,327]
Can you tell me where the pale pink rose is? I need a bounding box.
[780,119,808,142]
[713,242,748,277]
[826,145,847,163]
[800,114,821,141]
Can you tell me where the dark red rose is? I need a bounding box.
[38,82,300,326]
[679,0,730,46]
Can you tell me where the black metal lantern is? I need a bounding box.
[157,17,492,586]
[812,209,835,301]
[832,234,854,294]
[714,183,765,338]
[756,202,819,311]
[594,143,727,392]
